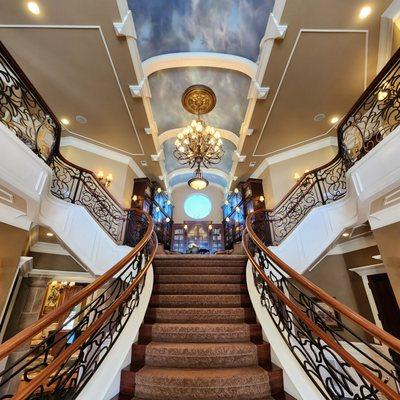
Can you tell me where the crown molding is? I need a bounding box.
[30,242,70,256]
[60,136,145,178]
[328,235,377,255]
[142,52,257,78]
[251,136,338,178]
[28,268,94,283]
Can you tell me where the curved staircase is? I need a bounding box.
[114,254,292,400]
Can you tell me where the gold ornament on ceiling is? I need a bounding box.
[181,84,217,115]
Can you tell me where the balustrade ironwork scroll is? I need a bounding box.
[339,47,400,169]
[0,222,156,400]
[260,156,347,245]
[0,42,59,162]
[243,223,400,400]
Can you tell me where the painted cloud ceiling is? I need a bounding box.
[129,0,275,61]
[149,67,250,136]
[128,0,275,190]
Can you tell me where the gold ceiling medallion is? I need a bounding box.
[175,85,222,191]
[181,84,217,115]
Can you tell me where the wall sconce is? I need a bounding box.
[234,188,239,194]
[208,224,213,230]
[132,194,138,202]
[293,172,300,182]
[259,195,265,203]
[97,171,113,188]
[166,217,170,223]
[183,224,188,230]
[157,187,162,193]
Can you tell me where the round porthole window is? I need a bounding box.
[184,194,212,219]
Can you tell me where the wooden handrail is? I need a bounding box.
[242,229,400,400]
[245,209,400,355]
[12,230,158,400]
[0,209,153,361]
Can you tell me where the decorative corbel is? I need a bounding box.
[113,10,137,39]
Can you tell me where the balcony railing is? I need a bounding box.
[257,47,400,246]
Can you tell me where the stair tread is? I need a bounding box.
[136,365,270,384]
[146,341,257,353]
[150,294,250,308]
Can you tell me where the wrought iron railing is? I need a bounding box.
[243,217,400,400]
[258,47,400,246]
[0,41,150,246]
[0,214,157,399]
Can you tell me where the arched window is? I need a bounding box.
[184,194,212,219]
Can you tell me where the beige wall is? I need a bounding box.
[304,245,379,342]
[259,145,337,208]
[373,222,400,306]
[60,146,137,207]
[171,186,224,223]
[393,19,400,55]
[0,223,29,319]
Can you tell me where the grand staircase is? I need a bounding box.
[114,254,293,400]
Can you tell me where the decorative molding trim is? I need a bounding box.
[349,263,385,277]
[129,77,151,98]
[28,268,94,283]
[0,23,145,155]
[167,167,229,183]
[170,181,225,193]
[158,127,239,147]
[328,235,377,255]
[142,52,257,78]
[30,241,70,256]
[0,187,14,204]
[369,201,400,230]
[253,29,369,157]
[113,10,136,39]
[251,136,338,178]
[259,12,287,46]
[377,0,400,72]
[248,81,270,100]
[60,136,145,178]
[234,151,246,162]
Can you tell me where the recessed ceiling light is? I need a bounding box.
[140,160,148,166]
[359,5,372,19]
[75,115,87,124]
[27,1,40,15]
[330,116,339,124]
[314,113,326,122]
[249,161,256,167]
[342,232,350,237]
[60,118,70,125]
[46,232,54,237]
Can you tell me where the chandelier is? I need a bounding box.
[173,85,224,190]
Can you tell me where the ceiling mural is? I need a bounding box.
[149,67,250,135]
[163,137,236,175]
[128,0,275,61]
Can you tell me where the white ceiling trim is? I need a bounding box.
[0,24,146,155]
[251,136,338,178]
[28,268,94,282]
[168,167,229,182]
[170,181,226,193]
[328,235,377,255]
[30,241,70,256]
[142,52,257,78]
[252,28,369,157]
[158,128,239,148]
[60,136,145,178]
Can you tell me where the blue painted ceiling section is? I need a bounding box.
[129,0,275,61]
[149,67,250,136]
[163,138,236,175]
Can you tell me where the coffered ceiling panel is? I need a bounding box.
[129,0,275,61]
[149,67,250,135]
[253,31,367,156]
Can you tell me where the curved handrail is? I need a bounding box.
[0,209,153,361]
[244,212,400,399]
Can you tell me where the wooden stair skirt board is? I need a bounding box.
[112,255,294,400]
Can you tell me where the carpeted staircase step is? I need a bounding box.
[153,283,247,294]
[154,274,244,284]
[145,307,256,323]
[138,342,261,368]
[134,365,271,400]
[155,265,245,275]
[150,294,250,308]
[139,323,263,343]
[153,255,247,268]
